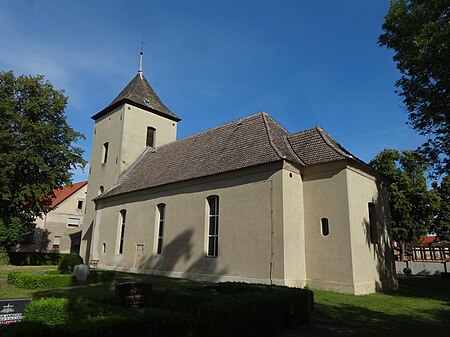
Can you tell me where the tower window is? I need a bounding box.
[321,218,329,236]
[146,127,156,147]
[207,195,219,257]
[102,142,109,163]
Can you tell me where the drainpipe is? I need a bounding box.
[269,179,274,285]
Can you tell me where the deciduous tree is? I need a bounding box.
[432,175,450,241]
[370,149,439,259]
[379,0,450,176]
[0,71,85,250]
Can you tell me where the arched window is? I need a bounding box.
[368,202,379,244]
[117,209,126,254]
[146,127,156,147]
[156,204,166,255]
[321,218,329,236]
[98,186,104,195]
[207,196,219,257]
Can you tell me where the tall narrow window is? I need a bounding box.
[207,196,219,257]
[117,209,126,254]
[102,142,109,163]
[156,204,165,254]
[146,127,156,147]
[321,218,329,236]
[368,202,379,244]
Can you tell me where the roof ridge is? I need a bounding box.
[51,181,87,208]
[154,111,267,151]
[97,147,154,200]
[261,112,285,159]
[316,126,353,159]
[284,136,306,166]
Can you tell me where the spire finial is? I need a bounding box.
[138,36,145,76]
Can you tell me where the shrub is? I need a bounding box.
[8,271,74,289]
[0,246,10,265]
[403,267,412,276]
[194,282,313,337]
[88,269,116,283]
[24,298,70,327]
[57,254,83,274]
[0,321,52,337]
[8,252,62,266]
[65,308,193,337]
[149,287,211,314]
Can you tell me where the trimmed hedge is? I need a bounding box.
[57,254,83,273]
[149,287,211,314]
[7,270,74,289]
[24,298,70,327]
[196,292,283,337]
[88,269,116,283]
[8,252,63,266]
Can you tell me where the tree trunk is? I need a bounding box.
[400,241,405,261]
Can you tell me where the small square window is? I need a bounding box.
[77,200,84,209]
[68,218,80,227]
[53,236,61,248]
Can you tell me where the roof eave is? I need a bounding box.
[91,98,181,122]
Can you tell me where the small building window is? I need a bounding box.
[102,142,109,163]
[117,209,126,254]
[368,202,379,244]
[67,218,80,227]
[207,196,219,257]
[146,127,156,147]
[53,236,61,248]
[98,186,104,195]
[156,204,165,255]
[102,243,107,254]
[321,218,329,236]
[77,200,84,210]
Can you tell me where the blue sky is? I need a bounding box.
[0,0,425,182]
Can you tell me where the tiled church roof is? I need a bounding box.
[91,73,180,122]
[99,112,358,199]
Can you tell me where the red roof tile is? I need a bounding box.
[51,181,87,208]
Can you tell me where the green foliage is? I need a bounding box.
[87,269,116,283]
[24,298,70,327]
[0,71,86,248]
[403,267,412,275]
[7,270,74,289]
[0,245,9,265]
[8,252,62,265]
[370,149,439,247]
[379,0,450,176]
[431,175,450,240]
[57,253,83,274]
[150,287,212,314]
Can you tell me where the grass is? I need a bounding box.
[311,276,450,337]
[1,266,449,336]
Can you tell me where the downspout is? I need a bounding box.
[269,179,274,285]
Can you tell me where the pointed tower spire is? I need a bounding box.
[138,37,145,77]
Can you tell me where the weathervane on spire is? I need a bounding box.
[138,35,145,76]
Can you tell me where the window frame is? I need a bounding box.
[321,217,330,236]
[146,126,156,148]
[155,203,166,255]
[368,202,379,244]
[116,209,127,254]
[102,142,109,164]
[67,217,80,228]
[206,195,219,257]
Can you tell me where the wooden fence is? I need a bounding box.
[411,246,450,262]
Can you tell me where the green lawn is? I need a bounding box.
[1,266,449,337]
[311,276,450,337]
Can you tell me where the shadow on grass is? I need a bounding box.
[293,276,450,337]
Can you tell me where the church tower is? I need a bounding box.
[80,54,181,261]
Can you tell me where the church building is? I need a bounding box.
[80,59,397,295]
